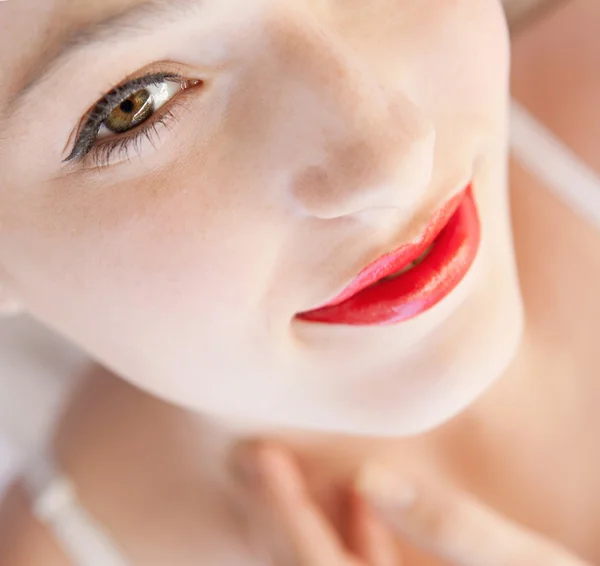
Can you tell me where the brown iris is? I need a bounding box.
[105,89,154,134]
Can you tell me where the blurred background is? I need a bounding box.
[0,316,87,495]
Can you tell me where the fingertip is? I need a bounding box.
[255,443,307,501]
[355,463,418,511]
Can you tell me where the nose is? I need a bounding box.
[277,23,436,219]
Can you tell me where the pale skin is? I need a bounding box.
[1,0,600,564]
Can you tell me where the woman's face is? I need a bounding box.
[0,0,522,436]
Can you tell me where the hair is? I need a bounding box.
[503,0,571,32]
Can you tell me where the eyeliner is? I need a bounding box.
[64,72,181,163]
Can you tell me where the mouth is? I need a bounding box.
[297,184,481,326]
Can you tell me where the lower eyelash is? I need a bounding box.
[84,99,186,169]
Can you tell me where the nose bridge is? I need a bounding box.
[279,20,436,218]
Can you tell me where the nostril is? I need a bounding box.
[290,141,392,219]
[289,119,435,219]
[290,166,336,219]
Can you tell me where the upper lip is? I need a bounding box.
[309,187,469,310]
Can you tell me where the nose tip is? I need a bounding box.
[290,84,436,219]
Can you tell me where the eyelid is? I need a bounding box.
[64,71,185,163]
[63,82,201,172]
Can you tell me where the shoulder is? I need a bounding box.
[0,480,71,566]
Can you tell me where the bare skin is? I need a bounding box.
[1,1,600,565]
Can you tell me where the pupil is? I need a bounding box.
[120,99,135,113]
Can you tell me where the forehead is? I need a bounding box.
[0,0,146,106]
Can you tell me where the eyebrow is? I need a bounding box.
[2,0,201,122]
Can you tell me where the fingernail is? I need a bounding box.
[356,463,417,510]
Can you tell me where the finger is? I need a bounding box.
[356,464,590,566]
[346,487,403,566]
[257,445,362,566]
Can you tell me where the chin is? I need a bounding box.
[271,236,526,439]
[345,251,525,437]
[391,302,525,437]
[340,188,526,437]
[220,260,524,439]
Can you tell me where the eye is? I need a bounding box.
[97,80,182,138]
[65,72,202,167]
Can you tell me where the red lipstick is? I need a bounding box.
[297,185,480,325]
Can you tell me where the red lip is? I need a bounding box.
[297,184,480,326]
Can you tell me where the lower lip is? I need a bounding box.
[297,187,481,326]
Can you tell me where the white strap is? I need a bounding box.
[23,451,130,566]
[510,100,600,231]
[0,434,16,498]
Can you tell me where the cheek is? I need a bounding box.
[37,173,281,330]
[354,0,509,137]
[453,0,510,109]
[426,1,509,116]
[413,0,510,172]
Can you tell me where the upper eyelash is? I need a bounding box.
[64,71,183,163]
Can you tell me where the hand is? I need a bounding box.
[244,443,401,566]
[247,444,592,566]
